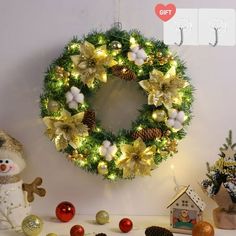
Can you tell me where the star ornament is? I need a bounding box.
[221,147,236,162]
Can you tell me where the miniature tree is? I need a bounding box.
[201,130,236,229]
[202,130,236,202]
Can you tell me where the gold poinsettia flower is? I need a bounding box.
[43,109,88,151]
[71,41,116,87]
[139,67,187,108]
[116,138,156,178]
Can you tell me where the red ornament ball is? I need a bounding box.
[56,201,75,222]
[70,225,85,236]
[119,218,133,233]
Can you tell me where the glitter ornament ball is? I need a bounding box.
[56,201,75,222]
[192,221,214,236]
[96,210,109,225]
[21,215,43,236]
[119,218,133,233]
[70,225,85,236]
[46,234,58,236]
[152,110,166,122]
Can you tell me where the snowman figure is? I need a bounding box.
[0,130,46,230]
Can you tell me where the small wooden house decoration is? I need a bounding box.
[167,185,206,234]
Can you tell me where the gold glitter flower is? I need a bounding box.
[43,110,88,150]
[71,41,116,87]
[139,67,187,108]
[116,138,156,178]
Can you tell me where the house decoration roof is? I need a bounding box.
[167,185,206,211]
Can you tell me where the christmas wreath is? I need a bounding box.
[40,28,194,180]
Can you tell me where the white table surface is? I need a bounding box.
[2,215,236,236]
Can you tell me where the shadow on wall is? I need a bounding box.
[0,45,63,171]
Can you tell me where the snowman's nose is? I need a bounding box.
[0,164,7,171]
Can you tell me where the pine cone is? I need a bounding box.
[145,226,173,236]
[132,128,162,141]
[112,65,136,81]
[82,110,96,131]
[95,233,107,236]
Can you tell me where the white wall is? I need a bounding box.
[0,0,236,218]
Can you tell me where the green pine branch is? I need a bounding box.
[220,130,235,152]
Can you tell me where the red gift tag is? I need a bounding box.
[155,3,176,22]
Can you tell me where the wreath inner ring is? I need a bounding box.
[88,75,147,134]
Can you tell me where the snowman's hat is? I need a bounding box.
[0,130,26,170]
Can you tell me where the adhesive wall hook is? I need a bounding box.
[209,27,219,47]
[175,27,184,46]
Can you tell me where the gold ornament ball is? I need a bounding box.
[97,161,108,175]
[170,60,177,67]
[46,234,58,236]
[163,58,169,63]
[192,221,214,236]
[48,100,60,112]
[22,215,43,236]
[165,130,171,136]
[157,52,163,58]
[96,210,109,225]
[152,110,166,122]
[109,41,122,51]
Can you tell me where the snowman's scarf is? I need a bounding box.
[0,174,21,184]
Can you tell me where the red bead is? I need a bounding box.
[56,201,75,222]
[119,218,133,233]
[70,225,85,236]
